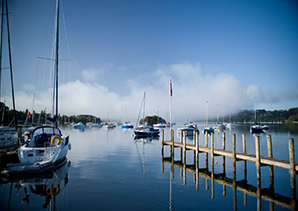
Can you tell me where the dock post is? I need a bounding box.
[242,134,247,181]
[233,134,236,179]
[211,132,214,199]
[161,129,164,157]
[211,132,214,167]
[196,131,199,168]
[193,130,196,164]
[183,131,186,165]
[289,138,296,210]
[255,135,262,211]
[255,135,261,183]
[171,129,174,157]
[180,130,183,161]
[195,131,199,191]
[242,134,247,207]
[222,132,226,176]
[205,132,208,169]
[183,131,186,185]
[267,134,274,190]
[222,132,226,196]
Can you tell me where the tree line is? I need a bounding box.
[220,107,298,123]
[1,102,297,126]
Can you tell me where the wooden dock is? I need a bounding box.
[161,130,297,210]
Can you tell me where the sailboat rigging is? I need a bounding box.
[2,0,71,173]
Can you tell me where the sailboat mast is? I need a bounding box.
[0,0,3,104]
[53,0,59,127]
[143,92,146,123]
[5,0,17,131]
[169,74,172,132]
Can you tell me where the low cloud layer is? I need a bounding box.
[4,62,298,122]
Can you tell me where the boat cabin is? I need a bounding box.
[26,126,63,148]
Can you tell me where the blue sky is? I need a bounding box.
[1,0,298,121]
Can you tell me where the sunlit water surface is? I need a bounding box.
[1,123,298,210]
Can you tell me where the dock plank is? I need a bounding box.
[163,140,298,171]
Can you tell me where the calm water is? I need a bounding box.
[1,123,298,210]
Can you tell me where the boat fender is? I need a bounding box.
[50,184,60,196]
[51,136,61,145]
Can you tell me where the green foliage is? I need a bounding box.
[0,102,101,126]
[229,108,298,123]
[139,115,166,124]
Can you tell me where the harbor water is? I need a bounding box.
[1,123,298,210]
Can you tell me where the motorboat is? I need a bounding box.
[250,124,263,134]
[18,125,71,165]
[134,124,160,137]
[72,122,86,130]
[90,123,103,128]
[104,123,116,129]
[153,123,166,128]
[177,124,199,136]
[121,121,134,129]
[203,126,214,134]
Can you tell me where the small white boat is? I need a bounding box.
[153,123,166,128]
[121,121,133,129]
[90,123,103,128]
[104,123,116,129]
[213,122,226,131]
[177,124,199,136]
[72,122,86,130]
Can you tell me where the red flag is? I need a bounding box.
[27,111,31,119]
[170,77,173,96]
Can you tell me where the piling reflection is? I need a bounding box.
[162,155,297,210]
[161,129,297,210]
[0,159,71,210]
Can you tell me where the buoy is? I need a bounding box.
[50,184,60,196]
[51,136,62,145]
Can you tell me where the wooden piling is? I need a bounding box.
[205,132,208,169]
[161,129,164,157]
[255,135,261,187]
[233,134,236,179]
[183,131,186,165]
[171,129,174,157]
[242,134,247,181]
[289,138,296,210]
[223,132,226,176]
[267,134,274,190]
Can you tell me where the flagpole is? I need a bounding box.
[169,74,172,133]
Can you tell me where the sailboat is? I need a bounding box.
[213,103,225,131]
[16,0,71,167]
[250,98,263,134]
[203,101,214,134]
[134,92,159,138]
[0,0,18,151]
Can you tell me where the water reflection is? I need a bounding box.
[0,159,70,210]
[162,154,297,210]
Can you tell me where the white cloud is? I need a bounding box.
[4,62,298,123]
[81,69,103,82]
